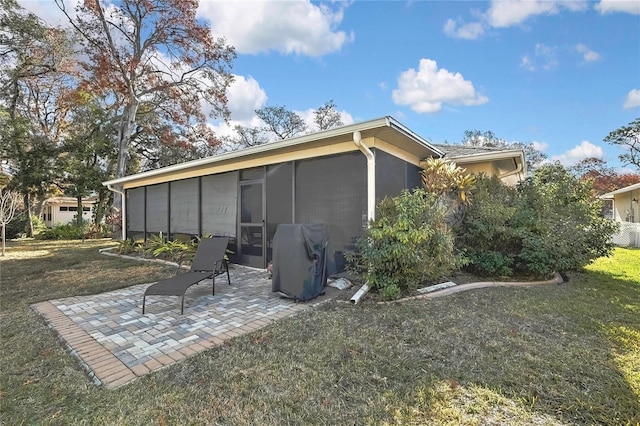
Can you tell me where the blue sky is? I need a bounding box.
[22,0,640,170]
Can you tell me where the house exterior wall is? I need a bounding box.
[451,159,522,186]
[42,200,94,227]
[124,151,371,272]
[613,190,640,223]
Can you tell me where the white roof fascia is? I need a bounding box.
[601,182,640,197]
[385,116,445,157]
[103,116,443,187]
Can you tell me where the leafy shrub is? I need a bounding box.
[347,189,459,300]
[455,175,520,276]
[420,158,475,226]
[116,238,142,255]
[456,165,619,278]
[83,222,111,239]
[514,164,618,276]
[38,223,86,240]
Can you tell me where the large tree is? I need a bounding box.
[255,105,307,140]
[571,157,640,195]
[604,118,640,170]
[461,129,547,171]
[56,0,236,231]
[0,1,77,235]
[314,100,343,131]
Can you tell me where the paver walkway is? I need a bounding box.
[32,265,339,389]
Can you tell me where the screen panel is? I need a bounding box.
[295,152,367,273]
[170,178,199,236]
[126,187,145,239]
[266,162,293,263]
[146,183,169,234]
[375,149,408,203]
[201,171,238,237]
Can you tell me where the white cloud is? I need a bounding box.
[392,59,488,114]
[520,55,535,71]
[486,0,588,28]
[17,0,80,26]
[443,18,486,39]
[197,1,353,56]
[443,0,588,39]
[623,88,640,109]
[520,43,558,71]
[225,75,268,121]
[575,43,601,62]
[532,141,549,152]
[551,141,604,166]
[595,0,640,15]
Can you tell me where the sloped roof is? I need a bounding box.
[43,196,97,204]
[434,143,509,158]
[104,116,444,187]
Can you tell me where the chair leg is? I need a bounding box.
[225,260,231,285]
[142,294,146,314]
[181,294,185,315]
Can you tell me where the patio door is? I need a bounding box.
[239,180,265,268]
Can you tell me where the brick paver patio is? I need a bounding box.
[32,265,341,389]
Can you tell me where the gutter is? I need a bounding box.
[350,131,374,304]
[498,160,524,180]
[106,184,127,240]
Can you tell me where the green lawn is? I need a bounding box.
[1,240,639,425]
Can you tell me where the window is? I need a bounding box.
[60,206,68,212]
[82,206,90,212]
[68,206,78,212]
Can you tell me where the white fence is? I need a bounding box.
[612,222,640,248]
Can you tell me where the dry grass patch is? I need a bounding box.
[0,241,638,425]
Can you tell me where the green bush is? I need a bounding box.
[116,238,143,255]
[38,223,86,240]
[347,189,459,300]
[456,165,619,278]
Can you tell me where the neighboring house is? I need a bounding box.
[103,116,526,273]
[42,197,95,227]
[434,144,526,186]
[601,182,640,247]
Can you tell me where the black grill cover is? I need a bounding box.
[272,223,329,301]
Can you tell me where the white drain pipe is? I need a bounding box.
[350,131,374,304]
[352,131,375,224]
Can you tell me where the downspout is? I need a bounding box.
[350,131,375,304]
[352,131,376,222]
[498,160,524,180]
[106,184,127,240]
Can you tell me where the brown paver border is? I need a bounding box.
[32,301,137,389]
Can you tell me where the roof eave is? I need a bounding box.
[103,116,443,187]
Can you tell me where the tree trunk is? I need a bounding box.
[2,223,5,256]
[111,100,139,239]
[24,193,34,237]
[76,196,83,227]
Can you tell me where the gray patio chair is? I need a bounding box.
[142,236,231,314]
